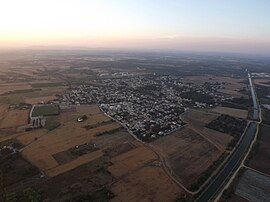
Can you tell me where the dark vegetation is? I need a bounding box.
[261,108,270,125]
[180,90,215,104]
[0,153,39,188]
[36,156,113,201]
[5,188,42,202]
[53,142,99,165]
[32,104,59,117]
[221,96,251,110]
[45,116,61,131]
[206,115,247,150]
[255,84,270,104]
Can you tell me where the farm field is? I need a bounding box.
[0,86,67,105]
[152,127,222,187]
[254,78,270,87]
[0,109,29,128]
[24,95,57,105]
[181,109,232,150]
[248,124,270,175]
[235,169,270,202]
[10,102,188,201]
[0,82,32,95]
[21,120,121,171]
[182,75,247,98]
[31,104,59,117]
[210,106,248,119]
[111,166,183,202]
[16,129,47,145]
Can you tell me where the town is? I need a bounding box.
[55,74,235,142]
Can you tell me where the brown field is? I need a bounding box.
[0,104,9,121]
[0,129,19,142]
[211,107,248,119]
[254,78,270,87]
[18,104,121,175]
[24,95,57,104]
[249,124,270,175]
[0,82,32,95]
[181,109,232,150]
[46,150,103,177]
[182,75,246,98]
[59,105,106,124]
[200,127,233,150]
[16,129,47,145]
[111,166,184,202]
[108,146,157,178]
[0,86,67,105]
[76,105,101,115]
[0,109,29,128]
[181,109,218,126]
[152,127,222,187]
[22,121,121,171]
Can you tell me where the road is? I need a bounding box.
[196,73,259,201]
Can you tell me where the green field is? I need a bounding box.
[32,104,59,117]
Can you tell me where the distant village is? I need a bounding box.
[51,74,234,142]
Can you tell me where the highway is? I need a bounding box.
[196,73,259,201]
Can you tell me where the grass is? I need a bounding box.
[32,105,59,117]
[45,116,61,131]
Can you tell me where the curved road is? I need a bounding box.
[196,72,259,201]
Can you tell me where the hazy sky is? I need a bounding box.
[1,0,270,54]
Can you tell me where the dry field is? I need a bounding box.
[15,103,187,200]
[249,124,270,175]
[152,127,222,187]
[108,146,157,178]
[16,129,47,145]
[0,104,9,119]
[211,106,248,119]
[254,78,270,87]
[182,75,246,98]
[0,86,67,105]
[0,109,29,128]
[181,109,218,126]
[21,120,121,171]
[19,104,121,174]
[0,82,32,95]
[24,95,57,104]
[181,109,232,150]
[111,166,184,202]
[106,133,186,201]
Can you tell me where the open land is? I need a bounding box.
[235,169,270,202]
[152,127,222,188]
[210,106,248,119]
[0,51,261,201]
[248,124,270,175]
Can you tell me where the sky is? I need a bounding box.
[0,0,270,55]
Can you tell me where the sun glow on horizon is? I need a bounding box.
[0,0,270,54]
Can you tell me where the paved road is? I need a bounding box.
[196,73,259,201]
